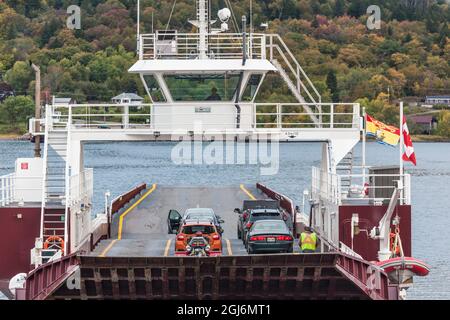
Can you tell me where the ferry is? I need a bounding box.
[0,0,429,300]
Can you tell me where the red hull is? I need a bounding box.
[0,207,41,280]
[339,205,412,261]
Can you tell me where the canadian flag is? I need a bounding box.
[402,118,417,166]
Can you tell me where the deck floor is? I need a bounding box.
[91,185,298,257]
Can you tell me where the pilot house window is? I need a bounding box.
[242,74,262,102]
[164,73,240,102]
[143,75,166,102]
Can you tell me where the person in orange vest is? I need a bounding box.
[300,226,317,253]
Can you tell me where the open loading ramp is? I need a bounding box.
[19,252,398,300]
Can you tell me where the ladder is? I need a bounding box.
[267,34,322,126]
[336,149,354,195]
[40,106,72,259]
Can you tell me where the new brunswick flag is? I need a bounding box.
[365,114,400,146]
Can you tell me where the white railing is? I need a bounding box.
[266,34,321,105]
[1,173,15,206]
[32,102,361,132]
[312,167,342,205]
[312,167,411,206]
[69,168,94,250]
[69,168,93,208]
[1,173,43,206]
[140,33,266,60]
[255,103,359,129]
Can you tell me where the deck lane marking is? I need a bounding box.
[118,184,157,240]
[240,184,256,200]
[99,239,118,257]
[164,239,172,257]
[226,239,233,256]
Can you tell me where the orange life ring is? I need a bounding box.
[44,236,65,254]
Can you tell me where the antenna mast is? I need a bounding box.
[137,0,140,55]
[189,0,210,59]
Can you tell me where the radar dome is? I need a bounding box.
[218,8,231,22]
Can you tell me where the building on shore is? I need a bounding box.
[424,95,450,107]
[111,93,144,105]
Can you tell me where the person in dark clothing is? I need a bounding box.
[206,87,222,101]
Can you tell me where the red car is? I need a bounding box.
[173,219,222,256]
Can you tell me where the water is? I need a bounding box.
[1,140,449,299]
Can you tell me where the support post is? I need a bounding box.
[242,15,247,66]
[399,101,404,205]
[362,107,366,185]
[31,63,41,158]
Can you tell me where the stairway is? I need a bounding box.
[336,149,354,194]
[40,127,70,256]
[271,60,320,126]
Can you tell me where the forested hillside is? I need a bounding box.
[0,0,449,135]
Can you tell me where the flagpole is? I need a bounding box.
[362,106,366,185]
[399,101,404,205]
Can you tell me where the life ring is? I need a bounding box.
[44,236,65,254]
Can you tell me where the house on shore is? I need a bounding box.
[53,97,77,106]
[409,115,438,135]
[111,93,144,105]
[424,95,450,107]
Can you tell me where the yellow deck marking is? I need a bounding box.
[117,184,157,240]
[164,239,172,257]
[240,184,256,200]
[226,239,233,256]
[99,239,118,257]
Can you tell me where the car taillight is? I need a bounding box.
[277,235,293,241]
[212,234,220,240]
[246,222,253,229]
[250,235,266,241]
[177,235,185,241]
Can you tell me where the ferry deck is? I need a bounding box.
[92,184,297,257]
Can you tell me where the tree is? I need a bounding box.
[326,70,339,102]
[4,61,34,95]
[0,96,34,129]
[437,111,450,137]
[334,0,346,17]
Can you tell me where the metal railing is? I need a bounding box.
[0,173,43,206]
[139,33,266,60]
[69,169,93,208]
[266,34,321,105]
[1,173,15,206]
[255,103,359,129]
[312,167,411,205]
[30,102,361,132]
[69,168,94,250]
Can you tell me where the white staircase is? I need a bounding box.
[39,108,72,259]
[336,149,354,191]
[267,34,322,126]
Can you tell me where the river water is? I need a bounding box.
[1,140,449,299]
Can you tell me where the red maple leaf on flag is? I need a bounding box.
[402,118,417,166]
